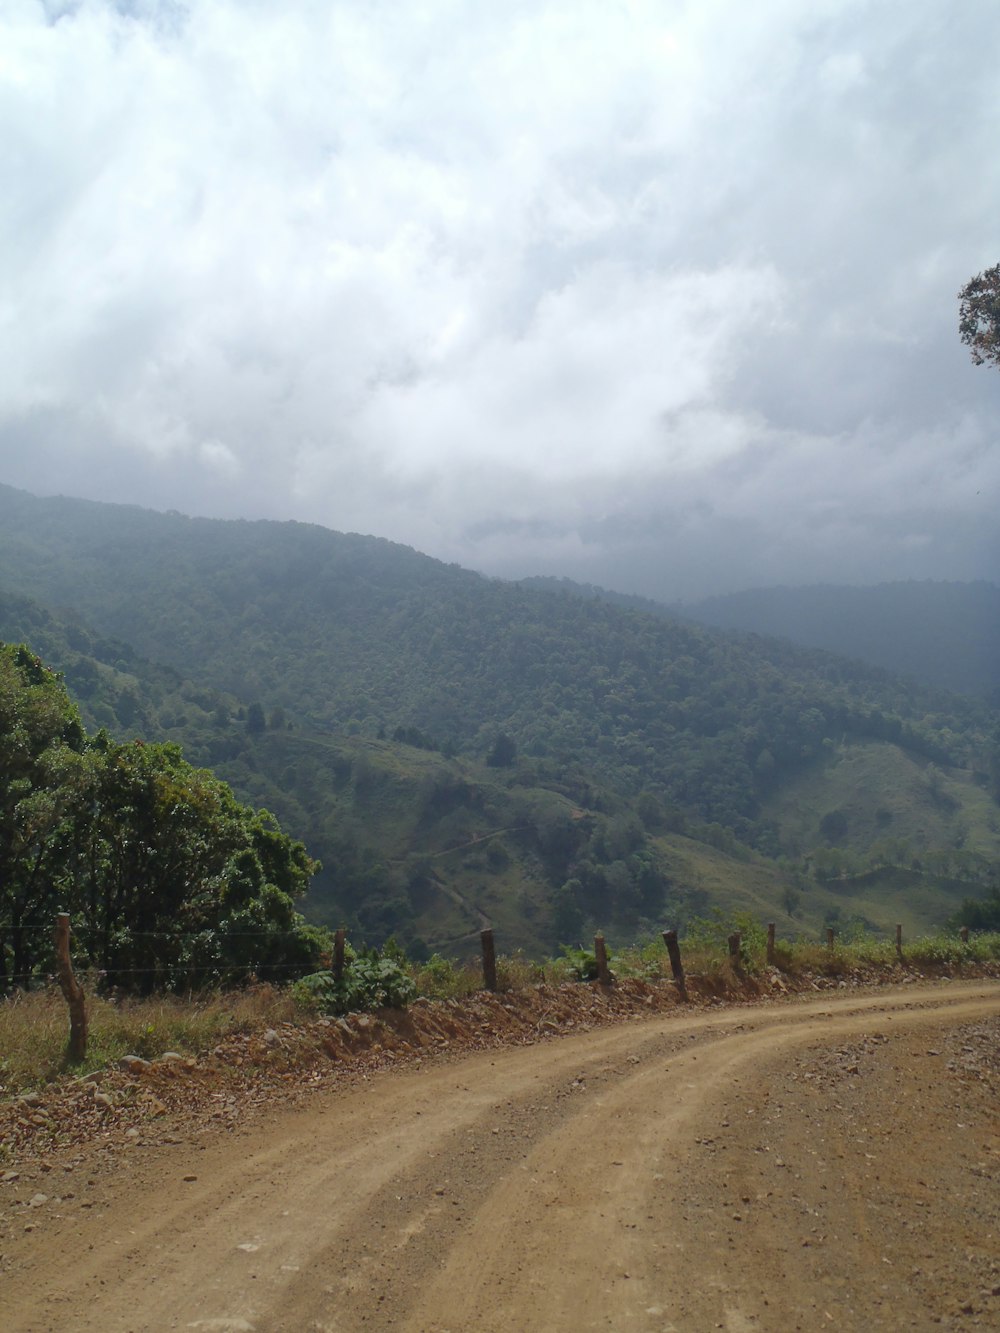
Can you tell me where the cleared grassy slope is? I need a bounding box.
[762,739,1000,861]
[650,829,982,941]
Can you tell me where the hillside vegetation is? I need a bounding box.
[0,484,997,955]
[0,644,324,992]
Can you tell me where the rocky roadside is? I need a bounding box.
[1,959,998,1192]
[662,1010,1000,1329]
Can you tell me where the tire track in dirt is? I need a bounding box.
[404,987,1000,1332]
[3,981,999,1332]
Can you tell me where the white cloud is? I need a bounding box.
[199,437,240,477]
[0,0,997,597]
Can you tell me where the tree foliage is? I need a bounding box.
[958,263,1000,370]
[487,731,517,768]
[0,644,325,993]
[949,885,1000,933]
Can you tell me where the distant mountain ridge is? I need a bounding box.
[0,483,997,952]
[676,581,1000,698]
[524,571,1000,700]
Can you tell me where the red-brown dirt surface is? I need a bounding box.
[2,978,1000,1331]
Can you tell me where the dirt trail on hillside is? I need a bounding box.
[3,981,1000,1332]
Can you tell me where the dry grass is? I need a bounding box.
[5,928,1000,1097]
[495,951,547,991]
[409,950,546,998]
[0,983,304,1094]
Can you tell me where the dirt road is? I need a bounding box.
[3,980,1000,1331]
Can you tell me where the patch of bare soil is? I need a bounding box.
[661,1006,1000,1330]
[1,979,999,1332]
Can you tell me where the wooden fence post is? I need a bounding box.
[960,926,970,944]
[766,922,776,966]
[728,932,742,963]
[662,930,688,1002]
[54,914,87,1065]
[895,924,903,961]
[826,927,835,950]
[480,928,498,992]
[594,933,612,986]
[333,928,346,983]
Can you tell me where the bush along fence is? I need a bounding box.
[35,914,994,1067]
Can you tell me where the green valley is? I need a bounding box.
[1,484,997,961]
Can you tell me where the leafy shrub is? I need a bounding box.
[294,947,416,1015]
[559,943,604,981]
[610,939,669,982]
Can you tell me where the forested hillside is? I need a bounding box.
[1,484,997,955]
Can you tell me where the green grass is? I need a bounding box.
[585,917,1000,983]
[805,865,980,938]
[763,740,1000,862]
[654,833,803,932]
[281,733,562,958]
[650,739,1000,941]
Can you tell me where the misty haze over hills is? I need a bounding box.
[522,572,1000,700]
[678,582,1000,700]
[3,480,995,698]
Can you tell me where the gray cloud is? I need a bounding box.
[1,0,998,599]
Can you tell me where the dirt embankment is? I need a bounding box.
[4,958,996,1167]
[1,974,1000,1331]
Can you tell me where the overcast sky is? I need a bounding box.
[1,0,998,600]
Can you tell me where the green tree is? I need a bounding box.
[486,732,517,768]
[781,885,802,918]
[819,809,849,844]
[61,736,323,991]
[551,878,585,942]
[0,646,85,989]
[958,264,1000,369]
[0,644,325,993]
[949,886,1000,932]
